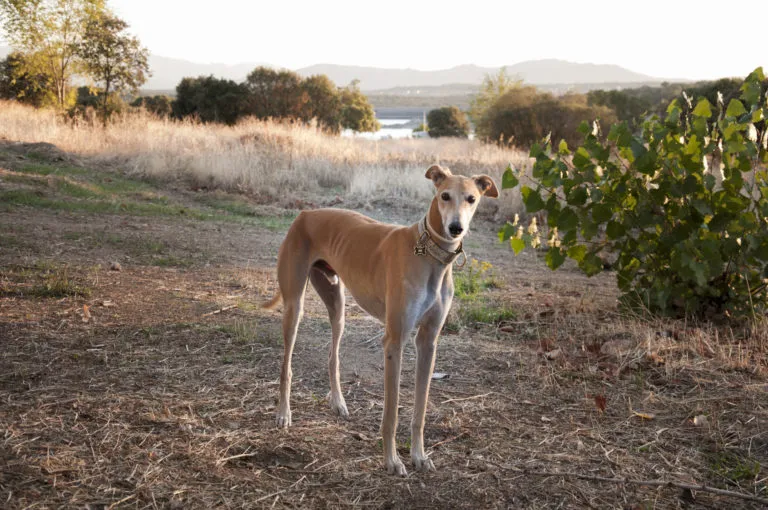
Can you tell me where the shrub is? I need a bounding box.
[500,68,768,318]
[69,85,126,121]
[131,95,173,117]
[427,106,469,138]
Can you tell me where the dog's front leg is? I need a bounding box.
[410,309,446,472]
[381,332,407,476]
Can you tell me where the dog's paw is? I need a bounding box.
[275,409,292,428]
[386,457,408,477]
[411,454,435,472]
[328,396,349,419]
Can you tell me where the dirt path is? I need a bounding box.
[1,145,766,509]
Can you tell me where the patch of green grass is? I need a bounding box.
[252,213,296,232]
[216,320,260,344]
[29,266,91,298]
[17,162,89,176]
[709,451,761,484]
[151,255,194,268]
[198,195,256,217]
[137,239,167,255]
[459,299,517,325]
[52,179,102,199]
[0,262,92,299]
[454,258,499,300]
[3,161,298,230]
[195,195,296,231]
[0,188,200,217]
[0,233,22,248]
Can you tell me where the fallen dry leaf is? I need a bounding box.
[646,351,665,364]
[538,338,556,352]
[594,394,607,413]
[632,410,655,420]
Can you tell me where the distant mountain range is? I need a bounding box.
[299,61,661,91]
[0,45,672,92]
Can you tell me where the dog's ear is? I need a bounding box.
[425,165,451,187]
[473,175,499,198]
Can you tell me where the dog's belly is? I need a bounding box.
[346,287,385,322]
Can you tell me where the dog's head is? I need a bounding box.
[425,165,498,240]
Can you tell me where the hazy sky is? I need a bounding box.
[5,0,768,80]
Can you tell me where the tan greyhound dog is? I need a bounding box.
[263,165,498,476]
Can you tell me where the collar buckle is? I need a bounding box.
[414,231,429,257]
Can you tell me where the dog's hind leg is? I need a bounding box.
[309,265,349,419]
[275,251,310,428]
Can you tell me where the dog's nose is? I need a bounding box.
[448,222,463,237]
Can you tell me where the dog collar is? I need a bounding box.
[415,217,467,267]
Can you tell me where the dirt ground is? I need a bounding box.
[1,141,767,509]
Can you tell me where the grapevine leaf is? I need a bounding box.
[546,247,566,270]
[521,186,545,213]
[501,166,519,189]
[510,237,526,255]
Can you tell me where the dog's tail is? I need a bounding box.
[262,290,282,311]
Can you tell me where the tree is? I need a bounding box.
[0,0,106,108]
[173,75,246,125]
[427,106,470,138]
[243,66,305,120]
[299,74,342,132]
[469,67,521,135]
[0,51,56,106]
[77,11,149,125]
[587,89,651,131]
[339,80,379,132]
[480,86,617,148]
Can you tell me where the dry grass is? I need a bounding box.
[0,101,529,214]
[1,117,766,508]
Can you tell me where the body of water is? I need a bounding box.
[342,118,416,140]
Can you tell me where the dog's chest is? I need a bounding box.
[407,273,447,325]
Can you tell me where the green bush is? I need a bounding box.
[69,85,126,121]
[500,68,768,318]
[427,106,469,138]
[131,95,173,117]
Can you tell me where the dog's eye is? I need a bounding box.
[467,196,476,204]
[441,192,450,201]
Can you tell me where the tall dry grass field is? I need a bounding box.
[0,101,530,214]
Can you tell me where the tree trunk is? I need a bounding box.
[102,80,110,128]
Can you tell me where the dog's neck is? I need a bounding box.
[426,197,462,252]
